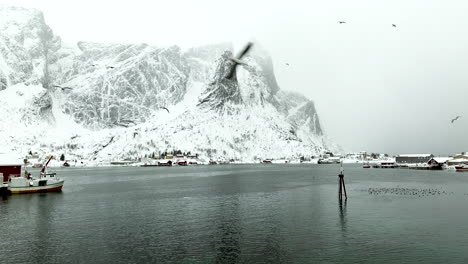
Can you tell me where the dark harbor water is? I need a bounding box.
[2,164,468,263]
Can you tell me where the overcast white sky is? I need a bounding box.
[3,0,467,155]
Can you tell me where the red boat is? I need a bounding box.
[455,165,468,172]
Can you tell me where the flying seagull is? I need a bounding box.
[197,98,210,105]
[53,85,73,91]
[451,116,461,123]
[226,42,253,80]
[106,66,115,69]
[285,63,290,66]
[160,107,170,113]
[338,21,346,24]
[392,24,397,27]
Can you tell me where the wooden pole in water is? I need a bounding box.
[338,176,342,201]
[338,161,347,201]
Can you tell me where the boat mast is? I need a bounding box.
[41,156,54,174]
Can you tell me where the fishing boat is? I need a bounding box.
[5,156,64,194]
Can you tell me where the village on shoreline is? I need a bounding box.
[10,150,468,171]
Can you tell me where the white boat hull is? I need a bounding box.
[8,180,64,194]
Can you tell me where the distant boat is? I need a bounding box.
[408,164,443,170]
[455,164,468,172]
[261,159,272,164]
[209,160,217,165]
[177,161,187,166]
[363,162,371,168]
[63,161,70,167]
[408,159,443,170]
[157,160,173,167]
[318,158,340,164]
[140,163,158,167]
[373,161,397,168]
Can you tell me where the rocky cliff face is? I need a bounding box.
[0,6,338,161]
[0,6,60,88]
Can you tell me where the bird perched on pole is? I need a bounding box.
[226,42,253,80]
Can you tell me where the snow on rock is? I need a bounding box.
[0,6,340,162]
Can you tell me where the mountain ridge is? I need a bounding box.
[0,6,340,162]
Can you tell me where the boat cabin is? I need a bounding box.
[0,164,22,183]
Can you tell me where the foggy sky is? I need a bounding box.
[3,0,467,155]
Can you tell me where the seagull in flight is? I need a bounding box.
[451,116,461,123]
[338,21,346,24]
[53,85,73,91]
[106,66,115,69]
[392,24,397,27]
[160,107,170,113]
[226,42,253,80]
[285,63,290,66]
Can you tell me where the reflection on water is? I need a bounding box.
[215,196,241,263]
[339,200,347,234]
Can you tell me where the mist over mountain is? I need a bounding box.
[0,6,340,162]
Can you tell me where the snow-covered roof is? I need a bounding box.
[0,154,23,165]
[398,154,432,157]
[432,157,451,163]
[449,158,468,163]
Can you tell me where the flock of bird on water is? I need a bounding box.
[368,187,453,197]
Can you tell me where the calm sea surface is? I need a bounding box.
[1,164,468,263]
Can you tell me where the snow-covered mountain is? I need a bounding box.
[0,6,340,162]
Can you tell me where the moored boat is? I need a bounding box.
[157,160,173,166]
[177,161,187,166]
[455,164,468,172]
[2,156,64,194]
